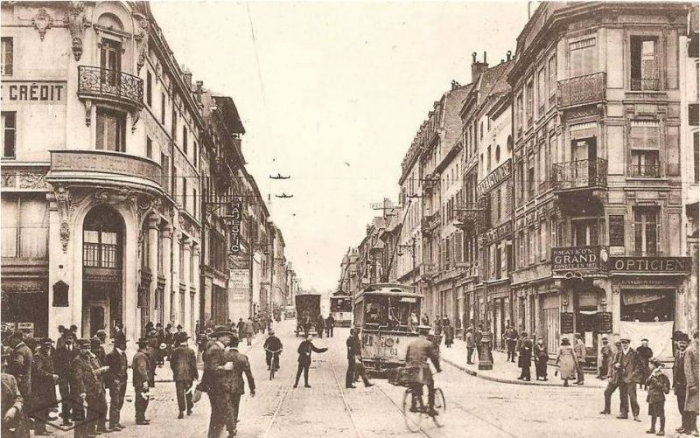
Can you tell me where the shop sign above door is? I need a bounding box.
[608,257,692,274]
[552,246,605,271]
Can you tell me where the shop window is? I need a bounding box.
[1,37,13,76]
[621,290,673,322]
[630,36,660,91]
[633,206,659,256]
[96,109,126,152]
[569,37,597,78]
[2,112,16,159]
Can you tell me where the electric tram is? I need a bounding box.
[330,292,353,327]
[353,283,422,374]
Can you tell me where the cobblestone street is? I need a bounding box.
[45,320,684,438]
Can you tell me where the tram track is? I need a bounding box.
[261,359,297,438]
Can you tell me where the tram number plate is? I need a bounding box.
[388,348,398,356]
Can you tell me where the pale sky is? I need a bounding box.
[150,1,530,293]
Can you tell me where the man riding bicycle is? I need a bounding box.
[405,325,441,416]
[263,329,283,371]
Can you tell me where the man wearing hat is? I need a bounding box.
[56,326,67,351]
[405,326,441,416]
[517,332,532,381]
[573,333,586,385]
[598,336,613,380]
[89,338,109,434]
[263,329,283,372]
[2,349,27,438]
[223,335,255,437]
[31,338,58,436]
[104,336,128,432]
[646,358,670,436]
[199,325,236,438]
[294,333,328,389]
[170,332,198,419]
[345,328,372,389]
[55,332,78,426]
[93,330,108,366]
[683,331,699,436]
[113,322,126,347]
[602,340,623,415]
[637,338,654,390]
[71,339,108,438]
[132,338,152,425]
[6,332,33,408]
[613,337,645,421]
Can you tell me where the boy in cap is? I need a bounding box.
[599,335,613,380]
[646,358,670,436]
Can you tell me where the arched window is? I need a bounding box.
[97,13,124,31]
[496,145,501,163]
[83,206,122,268]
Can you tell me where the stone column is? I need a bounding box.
[161,224,173,327]
[171,230,182,324]
[183,239,192,333]
[148,215,159,323]
[191,244,201,334]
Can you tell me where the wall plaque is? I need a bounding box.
[609,215,625,247]
[560,312,574,334]
[596,312,613,333]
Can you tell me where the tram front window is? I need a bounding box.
[364,297,420,331]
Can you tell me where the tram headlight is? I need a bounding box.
[385,338,394,347]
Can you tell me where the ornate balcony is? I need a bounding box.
[552,158,608,192]
[421,211,440,236]
[78,66,144,110]
[47,150,162,193]
[455,200,488,233]
[558,72,605,109]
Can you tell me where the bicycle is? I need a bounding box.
[265,348,282,380]
[400,370,445,431]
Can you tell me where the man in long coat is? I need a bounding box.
[132,339,152,425]
[684,331,699,436]
[504,325,518,363]
[170,332,198,419]
[31,338,58,436]
[316,315,325,339]
[71,339,107,438]
[614,337,645,421]
[675,332,691,433]
[6,332,32,409]
[574,333,587,385]
[89,338,109,434]
[223,336,255,436]
[294,334,328,388]
[598,336,613,380]
[104,337,128,431]
[55,333,78,426]
[345,329,372,388]
[198,326,236,438]
[517,332,532,381]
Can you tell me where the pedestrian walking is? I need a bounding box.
[555,337,577,387]
[236,319,245,340]
[574,333,586,385]
[2,362,28,438]
[613,337,645,421]
[31,338,58,436]
[465,326,476,364]
[316,314,325,339]
[601,341,623,415]
[534,338,548,381]
[71,339,108,438]
[637,338,654,390]
[504,324,518,363]
[474,325,483,362]
[684,331,699,436]
[443,320,454,348]
[245,319,255,346]
[223,336,255,436]
[89,338,109,434]
[433,318,442,337]
[55,332,78,426]
[646,358,670,436]
[345,329,373,388]
[599,336,613,379]
[294,334,328,388]
[104,336,128,432]
[132,338,152,426]
[6,332,33,408]
[171,332,198,419]
[56,326,66,351]
[517,332,532,381]
[198,325,236,438]
[325,314,335,338]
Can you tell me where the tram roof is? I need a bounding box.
[354,283,419,302]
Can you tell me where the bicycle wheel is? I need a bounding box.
[270,365,275,380]
[431,388,446,427]
[402,388,422,433]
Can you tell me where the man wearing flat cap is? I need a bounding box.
[31,338,58,436]
[613,337,645,421]
[199,325,236,438]
[601,340,623,415]
[71,339,108,438]
[132,338,152,425]
[598,336,613,380]
[170,332,198,419]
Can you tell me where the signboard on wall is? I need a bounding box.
[609,215,625,247]
[560,312,574,334]
[608,257,692,274]
[596,312,613,333]
[552,246,602,271]
[229,202,242,253]
[1,81,67,104]
[229,269,248,301]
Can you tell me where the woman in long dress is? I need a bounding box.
[555,337,578,387]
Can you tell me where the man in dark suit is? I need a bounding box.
[517,332,532,381]
[325,314,335,338]
[170,332,198,419]
[223,336,255,436]
[6,332,33,409]
[71,339,108,438]
[104,337,128,432]
[55,333,78,426]
[31,338,58,436]
[88,338,109,434]
[132,339,152,425]
[674,332,690,433]
[316,315,325,339]
[263,330,283,371]
[199,326,235,438]
[294,334,327,388]
[614,337,645,421]
[2,368,27,438]
[346,329,372,388]
[405,326,441,416]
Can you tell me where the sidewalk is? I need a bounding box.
[440,336,608,389]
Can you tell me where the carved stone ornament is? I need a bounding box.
[60,221,70,253]
[133,13,150,74]
[65,2,89,60]
[32,8,54,41]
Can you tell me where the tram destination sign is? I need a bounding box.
[552,246,602,271]
[608,257,692,274]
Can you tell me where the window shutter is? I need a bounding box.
[630,222,636,254]
[656,220,662,255]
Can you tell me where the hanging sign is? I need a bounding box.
[229,202,242,253]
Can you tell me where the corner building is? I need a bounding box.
[0,1,222,345]
[509,2,694,363]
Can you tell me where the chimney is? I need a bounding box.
[181,65,192,88]
[195,80,203,105]
[471,51,489,83]
[506,50,512,62]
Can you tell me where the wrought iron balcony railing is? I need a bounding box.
[552,158,608,191]
[558,72,606,108]
[629,163,661,178]
[78,66,144,109]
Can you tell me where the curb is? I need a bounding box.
[442,355,604,390]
